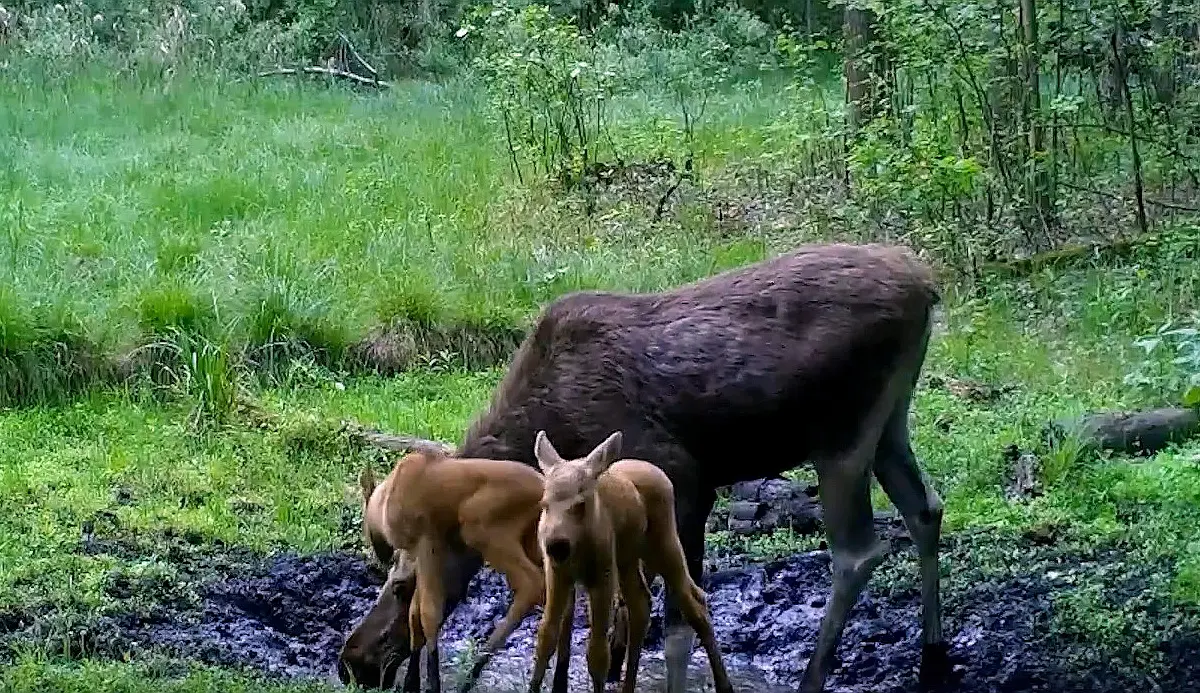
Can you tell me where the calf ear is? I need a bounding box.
[584,430,622,479]
[534,430,562,472]
[359,465,377,507]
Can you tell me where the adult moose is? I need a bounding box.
[339,242,950,693]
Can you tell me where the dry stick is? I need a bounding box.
[257,66,393,88]
[655,174,684,221]
[336,31,379,81]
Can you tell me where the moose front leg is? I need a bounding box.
[551,583,577,693]
[402,639,422,691]
[663,487,715,693]
[800,466,885,693]
[406,574,427,692]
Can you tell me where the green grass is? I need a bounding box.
[2,57,1199,692]
[2,251,1199,689]
[0,67,798,405]
[0,370,504,613]
[1,656,333,693]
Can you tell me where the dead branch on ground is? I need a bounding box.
[257,66,392,88]
[340,420,455,455]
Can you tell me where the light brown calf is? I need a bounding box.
[343,448,550,693]
[527,430,735,693]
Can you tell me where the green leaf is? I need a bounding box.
[1183,385,1200,409]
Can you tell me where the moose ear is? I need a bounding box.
[534,430,562,472]
[584,430,622,479]
[389,547,417,583]
[358,465,377,508]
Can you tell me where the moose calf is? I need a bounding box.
[343,448,552,693]
[528,430,734,693]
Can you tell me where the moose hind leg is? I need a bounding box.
[460,541,545,693]
[616,563,652,693]
[606,596,629,683]
[800,467,886,693]
[873,402,949,684]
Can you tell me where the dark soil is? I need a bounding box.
[5,530,1197,693]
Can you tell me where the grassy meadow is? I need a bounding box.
[0,68,801,406]
[2,25,1200,693]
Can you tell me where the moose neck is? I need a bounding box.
[457,406,539,466]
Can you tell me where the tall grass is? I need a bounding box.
[0,65,794,406]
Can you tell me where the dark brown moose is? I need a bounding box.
[339,242,949,693]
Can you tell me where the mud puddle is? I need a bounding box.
[3,528,1197,693]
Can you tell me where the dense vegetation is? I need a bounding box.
[0,0,1198,690]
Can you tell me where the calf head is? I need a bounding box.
[338,548,418,688]
[338,463,416,689]
[534,430,622,565]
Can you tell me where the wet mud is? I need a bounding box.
[6,531,1196,693]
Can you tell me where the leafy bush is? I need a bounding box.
[459,1,621,186]
[1125,316,1200,408]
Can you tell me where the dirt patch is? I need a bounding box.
[122,552,383,679]
[3,532,1196,692]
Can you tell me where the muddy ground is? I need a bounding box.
[2,523,1196,693]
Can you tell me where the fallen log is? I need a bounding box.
[977,232,1168,281]
[339,420,454,455]
[1043,407,1200,457]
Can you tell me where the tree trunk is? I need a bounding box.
[843,5,881,137]
[1019,0,1054,246]
[1148,0,1177,107]
[1111,16,1150,236]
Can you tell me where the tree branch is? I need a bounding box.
[339,420,455,455]
[257,66,392,88]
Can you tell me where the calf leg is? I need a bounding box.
[652,546,732,693]
[616,564,652,693]
[800,467,886,693]
[403,548,481,692]
[606,596,629,682]
[405,592,425,692]
[459,539,546,693]
[401,651,422,693]
[873,402,948,685]
[551,583,576,693]
[530,571,574,693]
[414,541,447,693]
[585,581,616,693]
[664,487,716,693]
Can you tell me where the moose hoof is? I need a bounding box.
[918,641,958,689]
